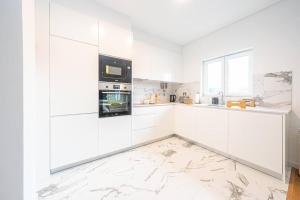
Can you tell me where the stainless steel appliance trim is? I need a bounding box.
[99,81,132,91]
[101,91,131,94]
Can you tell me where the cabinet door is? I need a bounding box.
[99,19,132,59]
[50,36,98,116]
[157,106,174,137]
[50,114,98,169]
[50,2,98,45]
[194,108,228,153]
[132,39,182,82]
[99,116,132,155]
[174,105,195,139]
[132,127,158,145]
[228,111,283,174]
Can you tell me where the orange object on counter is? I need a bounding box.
[183,98,193,104]
[249,100,255,107]
[226,100,246,109]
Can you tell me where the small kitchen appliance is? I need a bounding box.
[212,97,219,105]
[170,95,176,102]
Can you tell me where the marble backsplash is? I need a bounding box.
[133,71,292,109]
[253,71,292,108]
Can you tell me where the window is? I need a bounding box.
[203,50,253,96]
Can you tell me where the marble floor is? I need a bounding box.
[38,137,288,200]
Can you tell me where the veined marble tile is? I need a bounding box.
[254,71,292,108]
[38,137,288,200]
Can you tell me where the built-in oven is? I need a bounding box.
[99,82,132,118]
[99,55,132,83]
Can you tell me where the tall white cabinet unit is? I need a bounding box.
[49,2,99,170]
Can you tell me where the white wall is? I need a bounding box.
[183,0,300,166]
[0,1,24,199]
[0,0,37,199]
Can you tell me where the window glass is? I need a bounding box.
[203,59,223,96]
[226,53,252,96]
[203,50,253,97]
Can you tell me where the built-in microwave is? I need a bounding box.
[99,55,132,83]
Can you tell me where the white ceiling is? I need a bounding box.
[95,0,281,45]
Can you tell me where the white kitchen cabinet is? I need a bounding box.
[132,106,174,145]
[193,108,228,153]
[99,19,132,59]
[194,107,228,153]
[133,39,182,82]
[174,105,195,139]
[50,36,98,116]
[156,106,174,137]
[50,114,98,170]
[99,116,132,155]
[50,2,98,45]
[228,111,283,174]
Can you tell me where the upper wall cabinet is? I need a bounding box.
[50,36,98,116]
[99,19,133,60]
[133,40,183,82]
[50,2,98,45]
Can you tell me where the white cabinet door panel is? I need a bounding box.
[132,114,157,130]
[174,105,195,139]
[133,39,182,82]
[194,108,228,153]
[228,111,283,174]
[50,36,98,116]
[99,116,132,155]
[50,2,98,45]
[157,106,174,136]
[50,114,98,169]
[99,20,132,59]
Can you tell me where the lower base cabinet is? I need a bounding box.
[174,105,195,140]
[173,105,285,178]
[132,105,174,145]
[228,111,283,174]
[50,113,98,170]
[194,107,228,153]
[99,115,132,155]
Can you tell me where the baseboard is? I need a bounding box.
[288,160,299,169]
[174,134,283,180]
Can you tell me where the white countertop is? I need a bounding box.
[133,103,291,115]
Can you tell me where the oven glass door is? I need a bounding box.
[99,90,131,117]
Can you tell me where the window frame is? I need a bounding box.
[202,49,253,97]
[202,57,225,97]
